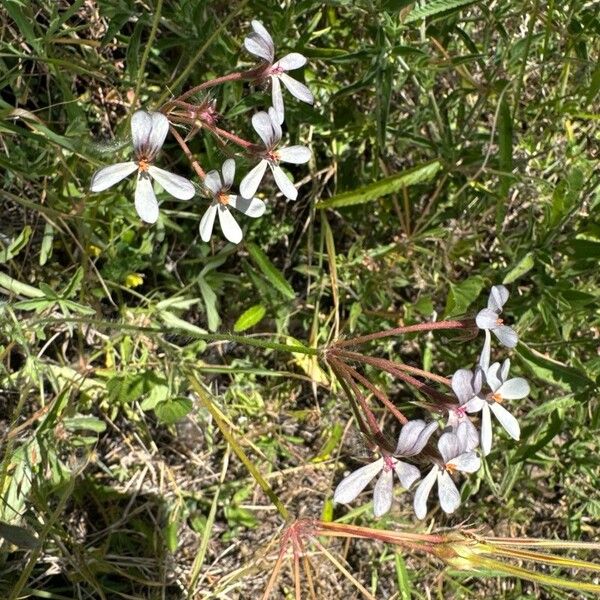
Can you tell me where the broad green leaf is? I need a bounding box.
[317,161,441,209]
[0,522,39,549]
[233,304,267,332]
[404,0,479,23]
[246,242,295,300]
[443,276,485,318]
[154,397,193,424]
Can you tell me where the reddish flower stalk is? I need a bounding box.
[328,357,393,452]
[332,350,454,408]
[169,126,206,179]
[332,347,451,386]
[335,318,476,348]
[163,67,263,110]
[333,358,408,425]
[203,123,258,151]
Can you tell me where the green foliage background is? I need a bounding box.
[0,0,599,597]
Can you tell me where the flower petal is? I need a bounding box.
[395,420,427,455]
[373,469,394,517]
[462,417,481,452]
[239,160,268,199]
[271,75,285,125]
[134,174,159,224]
[438,432,459,464]
[480,402,492,456]
[147,112,169,158]
[217,205,242,244]
[413,467,438,519]
[333,458,384,505]
[251,20,274,54]
[244,32,273,63]
[494,325,518,348]
[479,330,491,372]
[278,145,311,164]
[501,358,511,382]
[485,362,503,392]
[228,195,266,217]
[488,285,509,312]
[476,308,499,330]
[437,471,461,514]
[275,52,307,71]
[279,73,314,104]
[203,170,222,195]
[252,111,276,148]
[452,369,475,404]
[131,111,152,153]
[447,451,481,474]
[148,166,195,200]
[199,203,217,242]
[268,107,282,142]
[393,460,420,490]
[222,159,236,188]
[90,162,137,192]
[271,164,298,200]
[490,403,520,440]
[411,421,438,456]
[463,396,485,413]
[497,377,529,399]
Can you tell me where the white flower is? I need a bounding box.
[413,423,481,520]
[90,111,195,224]
[476,285,518,348]
[447,368,483,452]
[239,108,311,201]
[333,420,437,517]
[244,20,314,123]
[465,359,529,456]
[199,159,266,244]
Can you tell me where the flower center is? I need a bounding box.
[496,317,504,325]
[454,406,467,418]
[491,392,503,404]
[270,65,284,76]
[218,192,229,206]
[138,159,150,172]
[383,456,395,472]
[266,149,279,163]
[445,462,457,475]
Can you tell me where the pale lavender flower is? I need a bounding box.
[90,111,195,224]
[466,359,529,456]
[244,20,314,123]
[476,285,518,348]
[199,159,265,244]
[239,108,311,201]
[333,420,437,517]
[447,368,482,452]
[413,423,481,519]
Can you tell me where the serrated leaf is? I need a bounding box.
[404,0,478,23]
[246,242,295,300]
[234,304,267,332]
[317,161,441,209]
[443,276,485,318]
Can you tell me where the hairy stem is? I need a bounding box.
[335,319,476,348]
[169,125,206,179]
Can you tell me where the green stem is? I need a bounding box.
[130,0,164,115]
[188,374,289,521]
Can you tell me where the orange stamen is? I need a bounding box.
[138,159,150,172]
[218,192,229,206]
[492,392,503,404]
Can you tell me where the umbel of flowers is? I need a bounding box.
[89,20,313,243]
[331,285,529,520]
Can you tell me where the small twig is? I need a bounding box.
[169,125,206,179]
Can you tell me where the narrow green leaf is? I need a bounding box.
[317,161,441,209]
[503,252,535,284]
[246,242,295,300]
[0,226,32,263]
[233,304,267,332]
